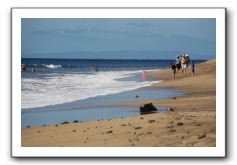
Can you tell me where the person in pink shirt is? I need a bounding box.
[141,70,146,81]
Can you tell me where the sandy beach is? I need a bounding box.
[22,60,216,147]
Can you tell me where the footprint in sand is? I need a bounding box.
[148,120,156,123]
[195,123,202,126]
[170,129,176,133]
[166,125,174,128]
[134,126,142,130]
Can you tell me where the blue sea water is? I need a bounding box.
[21,58,205,127]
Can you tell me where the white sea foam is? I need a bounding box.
[42,64,62,69]
[21,70,160,109]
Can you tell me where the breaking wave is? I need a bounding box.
[21,70,160,109]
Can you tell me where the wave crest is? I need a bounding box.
[42,64,62,69]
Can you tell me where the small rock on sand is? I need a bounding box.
[106,130,113,134]
[198,133,206,139]
[121,124,127,126]
[177,122,184,126]
[148,120,156,123]
[167,107,175,111]
[134,126,142,130]
[140,103,157,113]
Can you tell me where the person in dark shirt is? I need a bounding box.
[170,63,176,79]
[175,55,181,73]
[192,61,195,76]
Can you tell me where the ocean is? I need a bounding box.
[21,58,205,127]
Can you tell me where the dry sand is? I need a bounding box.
[22,60,216,147]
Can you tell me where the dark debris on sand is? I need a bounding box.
[134,126,142,130]
[198,133,206,139]
[106,130,113,134]
[177,122,184,126]
[148,119,156,123]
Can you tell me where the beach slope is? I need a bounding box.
[22,60,216,147]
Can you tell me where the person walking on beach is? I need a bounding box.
[185,53,190,68]
[170,63,176,79]
[191,61,195,76]
[141,70,146,81]
[181,55,187,75]
[175,55,181,74]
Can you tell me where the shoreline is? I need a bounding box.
[22,59,216,147]
[21,83,185,128]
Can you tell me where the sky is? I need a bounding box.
[21,18,216,59]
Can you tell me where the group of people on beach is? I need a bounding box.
[170,53,195,79]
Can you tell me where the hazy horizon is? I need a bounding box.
[22,18,216,60]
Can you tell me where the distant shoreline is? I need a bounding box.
[21,57,210,61]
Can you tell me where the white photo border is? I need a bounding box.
[11,8,226,157]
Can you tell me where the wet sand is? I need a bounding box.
[22,60,216,147]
